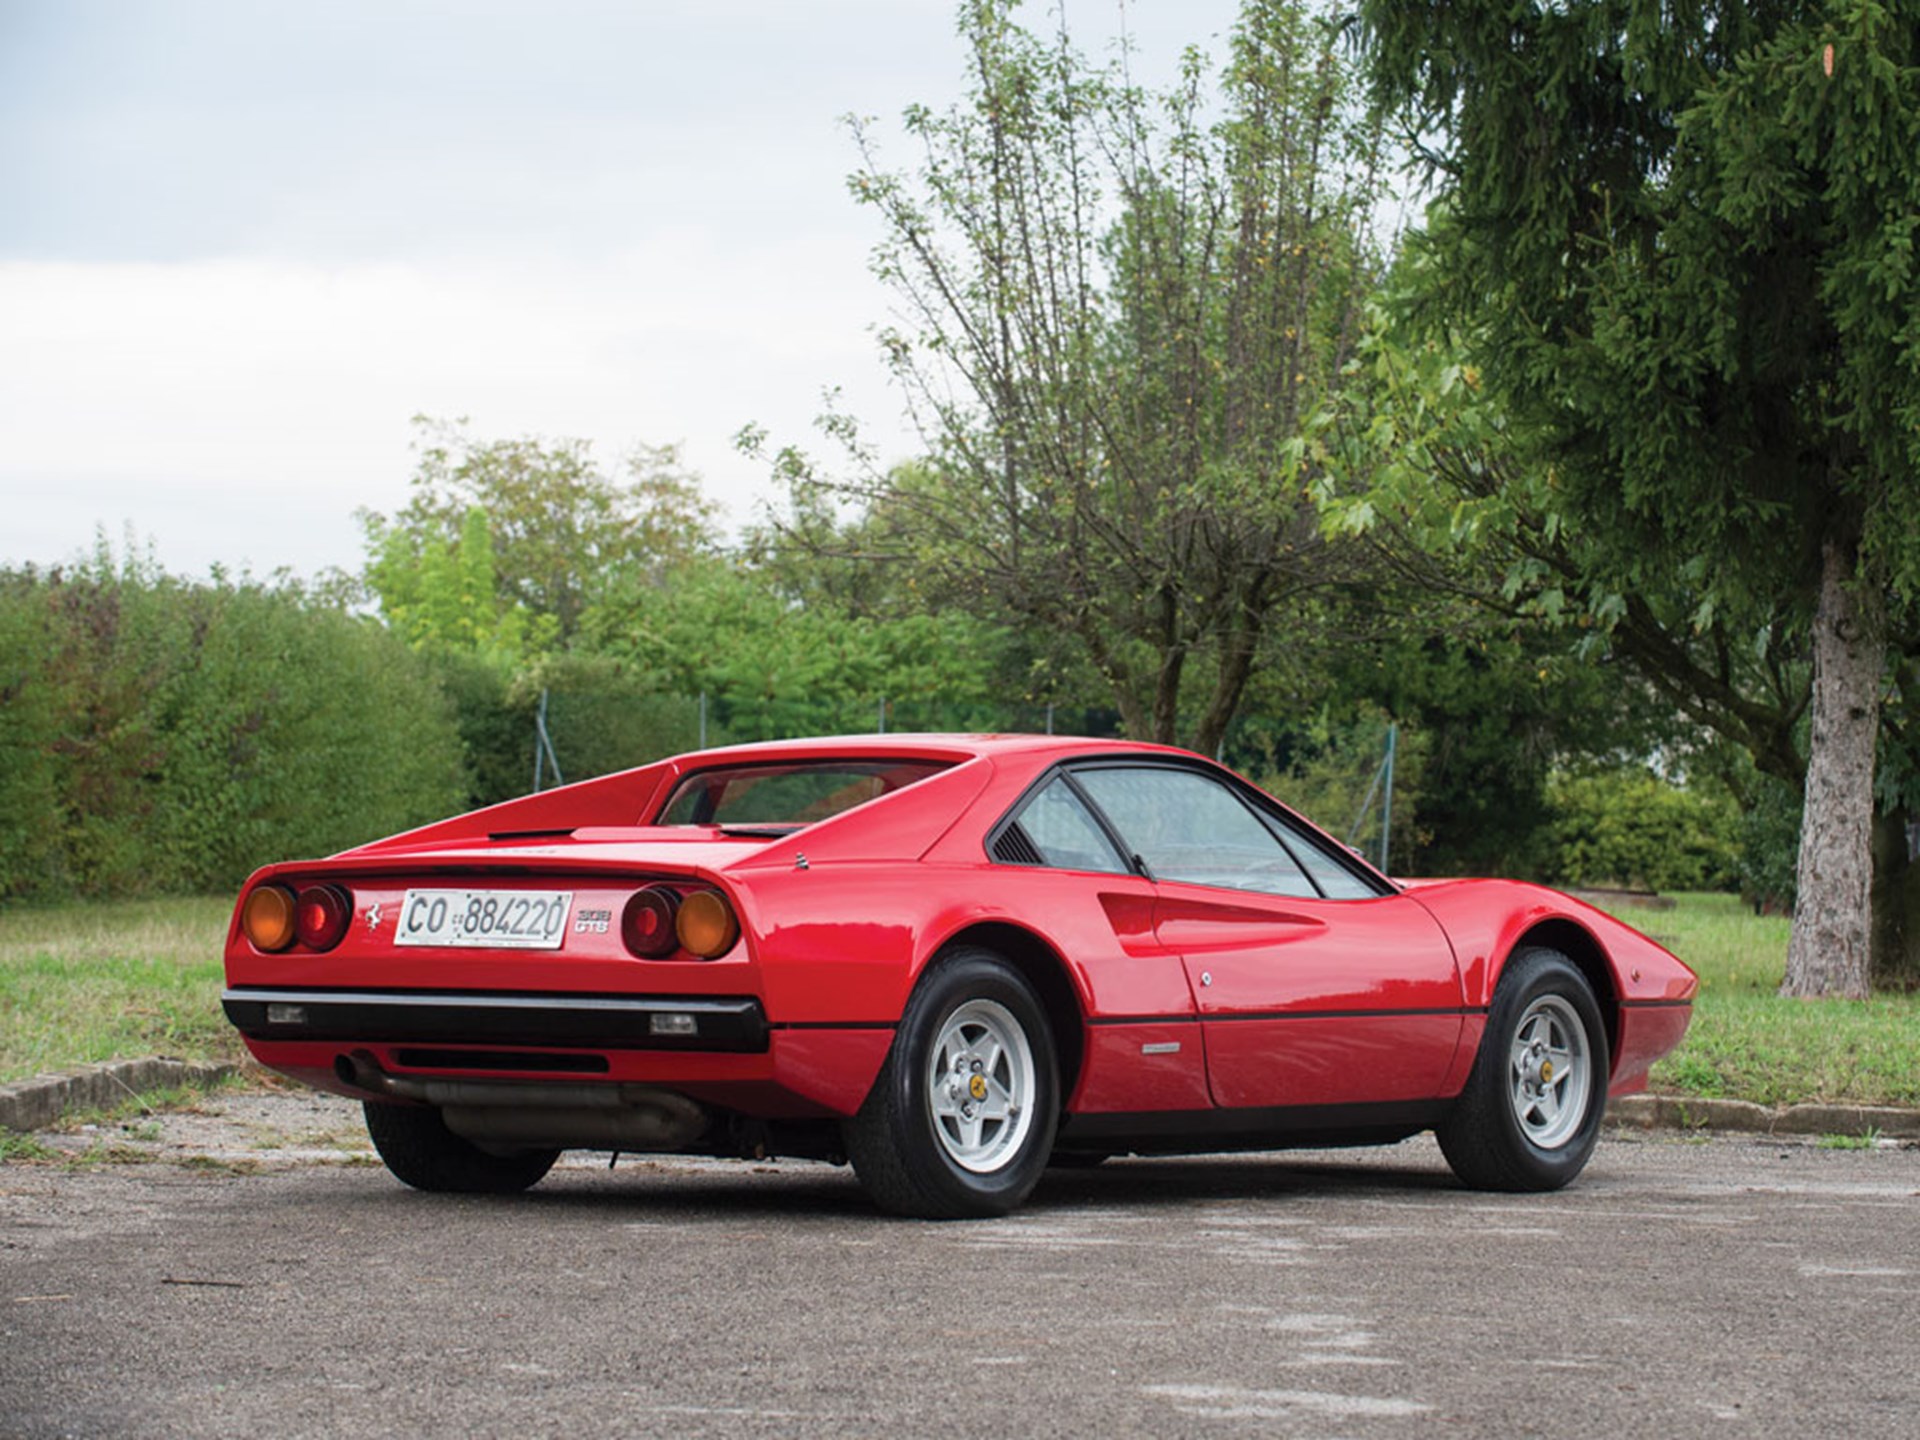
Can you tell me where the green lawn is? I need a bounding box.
[1,890,1915,1108]
[0,896,245,1084]
[1621,892,1920,1108]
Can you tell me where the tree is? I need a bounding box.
[1320,269,1920,986]
[752,0,1389,753]
[361,417,719,647]
[581,558,1010,741]
[1357,1,1920,997]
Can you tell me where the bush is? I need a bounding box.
[522,653,705,787]
[0,578,61,897]
[1737,776,1801,912]
[1542,769,1740,893]
[0,563,467,901]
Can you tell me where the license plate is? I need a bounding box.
[394,889,574,949]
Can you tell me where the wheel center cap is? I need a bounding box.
[968,1074,989,1101]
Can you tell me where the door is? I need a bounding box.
[1070,764,1465,1111]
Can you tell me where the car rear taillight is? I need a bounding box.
[621,885,682,959]
[242,884,298,952]
[294,884,352,951]
[676,889,740,959]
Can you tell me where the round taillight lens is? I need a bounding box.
[676,889,740,959]
[621,885,682,959]
[242,885,297,952]
[294,884,352,951]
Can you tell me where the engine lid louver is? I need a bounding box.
[990,823,1044,866]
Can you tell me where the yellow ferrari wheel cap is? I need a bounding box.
[968,1074,989,1101]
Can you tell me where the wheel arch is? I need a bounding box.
[1502,919,1621,1072]
[930,921,1087,1106]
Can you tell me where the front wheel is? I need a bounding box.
[363,1101,559,1195]
[844,947,1060,1219]
[1437,948,1608,1192]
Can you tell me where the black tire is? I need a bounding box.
[1438,947,1609,1192]
[844,947,1060,1219]
[362,1101,560,1195]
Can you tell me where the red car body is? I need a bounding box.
[223,734,1695,1216]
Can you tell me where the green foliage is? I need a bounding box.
[363,504,542,661]
[361,417,719,647]
[752,0,1390,751]
[1739,776,1804,912]
[0,557,466,901]
[1247,711,1427,875]
[584,558,1009,743]
[418,648,528,809]
[1355,2,1920,992]
[520,653,705,785]
[1543,770,1740,894]
[0,579,61,898]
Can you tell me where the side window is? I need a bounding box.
[1257,808,1384,900]
[994,775,1130,874]
[1072,766,1316,898]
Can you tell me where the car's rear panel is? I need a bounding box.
[222,845,891,1124]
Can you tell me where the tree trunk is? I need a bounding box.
[1870,807,1920,991]
[1781,539,1883,999]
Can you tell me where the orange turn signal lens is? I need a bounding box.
[242,885,298,952]
[675,888,740,959]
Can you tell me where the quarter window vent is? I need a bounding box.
[991,823,1044,866]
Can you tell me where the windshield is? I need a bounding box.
[655,759,951,828]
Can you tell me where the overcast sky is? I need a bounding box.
[0,0,1243,583]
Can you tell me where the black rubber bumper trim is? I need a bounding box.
[222,987,769,1053]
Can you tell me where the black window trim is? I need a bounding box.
[985,769,1136,877]
[984,754,1396,899]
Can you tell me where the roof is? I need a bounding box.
[659,733,1200,766]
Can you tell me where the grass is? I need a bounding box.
[1817,1129,1883,1150]
[0,890,1915,1112]
[1611,891,1920,1109]
[0,895,245,1084]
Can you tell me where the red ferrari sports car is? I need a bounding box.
[222,734,1695,1217]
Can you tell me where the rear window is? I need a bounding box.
[656,759,952,828]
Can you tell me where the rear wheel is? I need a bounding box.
[1437,948,1608,1192]
[844,947,1059,1218]
[363,1101,559,1194]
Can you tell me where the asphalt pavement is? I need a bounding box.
[3,1094,1918,1438]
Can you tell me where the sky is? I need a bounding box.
[0,0,1245,583]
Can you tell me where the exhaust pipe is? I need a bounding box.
[339,1051,712,1152]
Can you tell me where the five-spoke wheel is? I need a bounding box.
[926,998,1039,1174]
[1508,993,1592,1151]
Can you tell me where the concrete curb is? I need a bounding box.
[0,1058,238,1134]
[1609,1093,1920,1139]
[4,1062,1915,1141]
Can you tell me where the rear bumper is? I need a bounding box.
[222,986,768,1053]
[228,992,894,1122]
